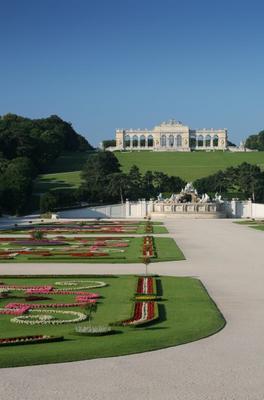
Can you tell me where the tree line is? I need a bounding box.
[0,114,93,215]
[194,162,264,202]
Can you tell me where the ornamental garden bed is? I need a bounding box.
[1,220,168,235]
[0,236,184,263]
[0,275,225,368]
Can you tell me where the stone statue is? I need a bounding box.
[157,193,163,201]
[169,193,176,201]
[214,193,224,203]
[201,193,210,203]
[184,182,195,193]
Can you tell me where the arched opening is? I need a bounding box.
[161,135,166,147]
[205,135,211,147]
[213,135,219,147]
[169,135,174,147]
[177,134,182,147]
[132,135,138,147]
[190,134,196,148]
[140,135,146,147]
[147,135,154,147]
[198,135,204,147]
[125,135,131,148]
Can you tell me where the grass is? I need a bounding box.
[0,237,185,263]
[33,151,264,193]
[34,171,82,193]
[251,225,264,231]
[116,151,264,181]
[0,275,225,368]
[44,151,93,173]
[234,220,264,231]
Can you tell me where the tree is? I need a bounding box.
[102,140,116,149]
[107,172,130,203]
[40,192,57,213]
[245,130,264,151]
[81,152,121,203]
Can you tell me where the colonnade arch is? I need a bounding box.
[124,134,154,148]
[123,133,221,149]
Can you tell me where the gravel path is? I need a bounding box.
[1,219,264,400]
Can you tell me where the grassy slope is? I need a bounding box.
[34,151,264,193]
[0,275,225,368]
[116,151,264,181]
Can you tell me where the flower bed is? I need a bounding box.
[115,301,158,326]
[11,309,87,325]
[0,305,30,315]
[0,335,64,347]
[142,236,155,258]
[136,276,154,295]
[54,280,106,289]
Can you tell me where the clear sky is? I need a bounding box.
[1,0,264,146]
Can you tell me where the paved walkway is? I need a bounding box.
[1,219,264,400]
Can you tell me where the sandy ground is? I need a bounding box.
[1,219,264,400]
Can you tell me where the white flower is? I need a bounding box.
[11,309,87,325]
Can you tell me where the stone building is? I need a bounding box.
[115,119,228,151]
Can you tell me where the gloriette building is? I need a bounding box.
[115,119,228,151]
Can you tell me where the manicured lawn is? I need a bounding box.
[116,151,264,181]
[34,171,82,193]
[33,151,264,192]
[0,236,184,263]
[0,275,225,368]
[250,225,264,231]
[234,220,264,231]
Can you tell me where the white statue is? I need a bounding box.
[169,193,176,201]
[184,182,195,193]
[157,193,163,201]
[201,193,210,203]
[214,193,224,203]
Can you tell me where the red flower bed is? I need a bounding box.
[0,335,64,346]
[142,236,154,257]
[0,305,30,315]
[119,301,156,326]
[136,277,154,295]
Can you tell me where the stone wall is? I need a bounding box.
[58,199,264,219]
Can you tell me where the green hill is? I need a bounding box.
[34,150,264,194]
[116,151,264,181]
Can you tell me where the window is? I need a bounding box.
[125,135,131,147]
[147,135,154,147]
[132,135,138,147]
[176,135,182,147]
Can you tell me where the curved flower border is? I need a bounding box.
[54,280,106,289]
[11,309,87,325]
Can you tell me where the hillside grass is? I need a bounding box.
[0,275,225,368]
[33,151,264,194]
[116,151,264,181]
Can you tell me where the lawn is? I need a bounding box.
[234,220,264,231]
[0,275,225,368]
[0,236,184,263]
[33,151,264,193]
[116,151,264,181]
[34,171,82,193]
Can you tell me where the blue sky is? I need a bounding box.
[0,0,264,146]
